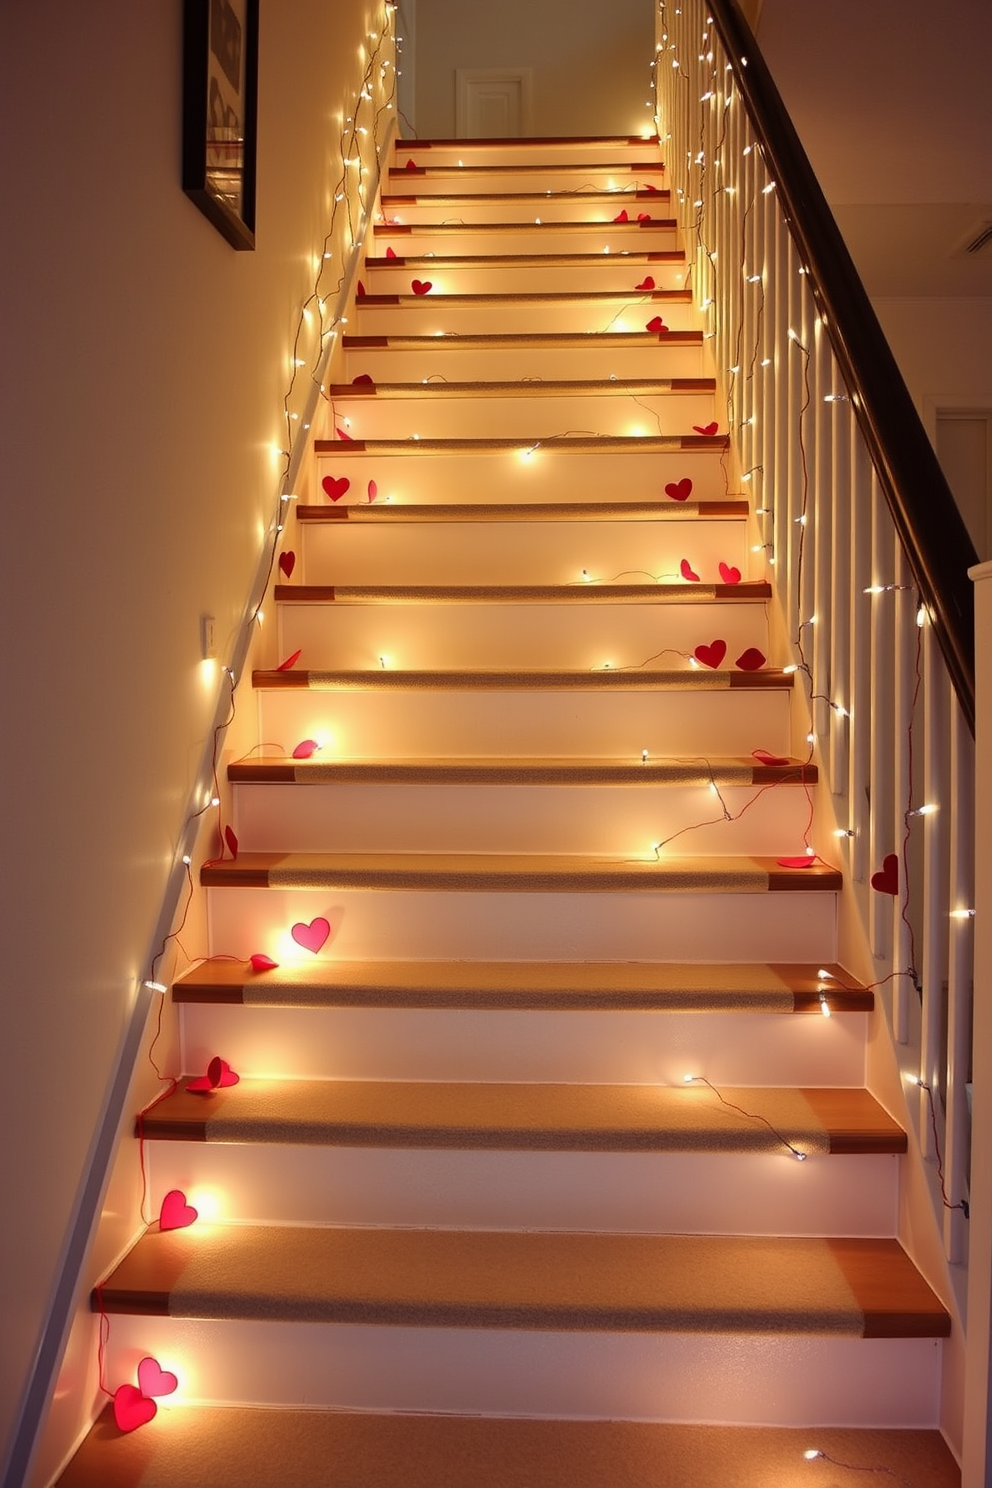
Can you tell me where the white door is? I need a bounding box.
[455,68,533,137]
[937,410,992,560]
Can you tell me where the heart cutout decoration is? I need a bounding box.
[336,427,353,441]
[637,213,652,223]
[411,280,432,295]
[735,647,766,671]
[250,953,279,972]
[694,639,727,669]
[646,315,668,334]
[404,158,418,170]
[292,916,331,954]
[778,855,816,869]
[871,853,899,896]
[352,374,375,388]
[278,551,296,579]
[357,279,367,298]
[385,246,397,259]
[276,649,302,671]
[665,477,692,502]
[641,183,660,193]
[293,739,319,759]
[613,209,630,223]
[752,748,791,767]
[137,1357,178,1399]
[322,476,351,502]
[224,826,239,860]
[718,562,741,585]
[113,1384,157,1434]
[159,1189,198,1231]
[186,1056,239,1093]
[693,422,719,436]
[680,559,700,582]
[368,480,378,503]
[635,276,656,290]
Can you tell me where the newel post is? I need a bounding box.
[964,559,992,1486]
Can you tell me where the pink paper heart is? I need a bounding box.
[871,853,899,895]
[159,1189,198,1232]
[718,562,741,585]
[224,826,239,860]
[735,647,767,671]
[411,280,432,295]
[322,476,351,502]
[292,916,331,954]
[778,855,817,869]
[635,276,656,290]
[694,639,727,669]
[137,1357,178,1399]
[646,315,668,334]
[368,480,378,503]
[278,551,296,579]
[385,246,397,259]
[665,477,692,502]
[352,374,375,388]
[752,749,790,767]
[276,649,302,671]
[357,279,367,297]
[113,1384,156,1434]
[292,739,319,759]
[250,953,279,972]
[693,421,719,436]
[680,559,700,582]
[613,209,629,223]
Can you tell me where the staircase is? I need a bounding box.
[59,135,960,1485]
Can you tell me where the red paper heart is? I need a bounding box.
[159,1189,198,1231]
[680,559,700,582]
[735,647,766,671]
[368,480,378,503]
[778,855,816,868]
[665,477,692,501]
[694,639,727,669]
[187,1056,239,1093]
[336,427,353,441]
[352,374,375,388]
[637,213,652,223]
[641,183,659,193]
[224,826,239,860]
[718,562,741,585]
[322,476,351,502]
[292,739,319,759]
[871,854,899,895]
[250,953,279,972]
[357,279,367,297]
[292,916,331,954]
[694,422,719,436]
[752,749,790,767]
[411,280,432,295]
[646,315,668,334]
[276,649,302,671]
[635,276,656,290]
[137,1357,178,1399]
[386,246,397,259]
[113,1384,156,1434]
[613,209,630,223]
[278,551,296,579]
[405,158,417,170]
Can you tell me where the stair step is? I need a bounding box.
[365,250,685,266]
[297,499,746,521]
[55,1408,962,1488]
[273,581,770,603]
[328,373,708,395]
[252,667,790,691]
[341,333,703,352]
[381,195,674,225]
[97,1227,947,1337]
[380,189,673,207]
[200,852,840,893]
[229,756,814,786]
[141,1079,902,1155]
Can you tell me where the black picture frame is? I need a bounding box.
[182,0,259,250]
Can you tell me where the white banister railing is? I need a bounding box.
[654,0,977,1270]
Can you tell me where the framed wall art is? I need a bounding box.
[182,0,259,250]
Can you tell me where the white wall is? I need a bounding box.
[0,0,388,1478]
[414,0,655,138]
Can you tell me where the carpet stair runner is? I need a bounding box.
[61,134,957,1485]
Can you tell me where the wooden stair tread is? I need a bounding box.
[297,500,749,521]
[96,1228,948,1338]
[200,852,841,892]
[374,220,677,234]
[328,376,711,395]
[406,134,662,147]
[341,333,704,351]
[272,581,770,604]
[390,160,668,176]
[171,959,870,1012]
[316,434,717,454]
[55,1409,963,1488]
[252,667,792,691]
[141,1078,905,1155]
[354,290,690,306]
[228,755,816,785]
[381,190,672,205]
[366,250,686,267]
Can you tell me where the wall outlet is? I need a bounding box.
[200,614,216,660]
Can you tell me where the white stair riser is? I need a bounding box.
[397,145,663,168]
[352,301,697,335]
[343,343,707,380]
[253,687,793,758]
[381,200,672,226]
[382,168,666,194]
[276,602,768,671]
[315,448,724,503]
[374,227,678,256]
[363,262,688,294]
[299,518,749,586]
[147,1145,897,1236]
[231,781,809,856]
[181,1001,856,1085]
[330,391,715,440]
[103,1317,941,1427]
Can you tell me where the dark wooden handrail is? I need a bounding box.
[706,0,978,733]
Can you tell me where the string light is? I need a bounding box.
[683,1075,808,1160]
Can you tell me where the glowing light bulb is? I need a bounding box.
[144,981,168,994]
[819,994,831,1018]
[641,749,649,762]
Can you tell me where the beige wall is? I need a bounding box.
[0,0,387,1478]
[413,0,655,138]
